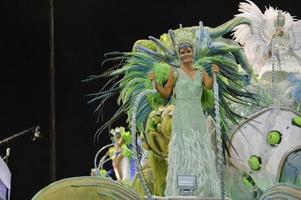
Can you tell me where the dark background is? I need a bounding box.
[1,0,300,199]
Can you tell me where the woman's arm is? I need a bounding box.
[148,68,174,100]
[202,64,219,90]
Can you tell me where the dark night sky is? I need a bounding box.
[1,0,300,199]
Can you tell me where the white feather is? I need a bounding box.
[286,18,301,65]
[233,0,301,73]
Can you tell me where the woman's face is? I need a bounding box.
[179,47,193,63]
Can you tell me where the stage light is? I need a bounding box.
[177,175,197,196]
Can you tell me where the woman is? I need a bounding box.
[148,42,221,196]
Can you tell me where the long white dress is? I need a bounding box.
[164,68,220,197]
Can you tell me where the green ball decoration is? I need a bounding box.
[99,169,108,177]
[292,116,301,127]
[248,155,261,171]
[267,130,282,146]
[242,174,255,187]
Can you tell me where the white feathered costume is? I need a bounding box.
[233,0,301,79]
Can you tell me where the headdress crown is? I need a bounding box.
[274,10,285,28]
[169,26,197,52]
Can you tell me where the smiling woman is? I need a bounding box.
[179,44,193,64]
[148,32,222,196]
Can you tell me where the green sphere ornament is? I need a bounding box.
[292,116,301,127]
[248,155,261,170]
[242,174,255,187]
[99,169,108,177]
[267,130,282,146]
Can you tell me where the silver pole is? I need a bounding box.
[213,73,225,200]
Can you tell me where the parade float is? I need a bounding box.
[32,1,301,199]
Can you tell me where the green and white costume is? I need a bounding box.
[165,68,220,196]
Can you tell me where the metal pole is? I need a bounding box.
[0,126,38,147]
[49,0,56,182]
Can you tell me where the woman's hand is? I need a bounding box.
[203,64,220,89]
[148,71,156,81]
[211,64,220,74]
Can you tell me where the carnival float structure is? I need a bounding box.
[32,1,301,200]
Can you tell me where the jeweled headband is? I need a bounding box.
[178,42,193,52]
